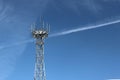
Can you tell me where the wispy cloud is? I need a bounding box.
[0,1,29,80]
[0,45,27,80]
[0,1,13,23]
[50,0,102,14]
[0,1,16,79]
[82,0,102,13]
[0,39,34,80]
[0,39,34,50]
[0,0,50,79]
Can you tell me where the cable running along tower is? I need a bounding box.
[31,20,50,80]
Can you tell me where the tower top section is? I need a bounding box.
[31,20,50,40]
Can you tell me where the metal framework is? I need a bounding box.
[31,21,49,80]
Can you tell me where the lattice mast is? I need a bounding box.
[31,20,50,80]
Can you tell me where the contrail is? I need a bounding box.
[49,18,120,37]
[1,18,120,50]
[0,39,34,50]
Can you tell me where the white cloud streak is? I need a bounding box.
[1,18,120,50]
[82,0,101,13]
[55,0,101,14]
[0,39,34,50]
[50,18,120,37]
[0,1,13,23]
[0,39,34,80]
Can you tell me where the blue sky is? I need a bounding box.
[0,0,120,80]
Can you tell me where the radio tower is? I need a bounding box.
[31,20,50,80]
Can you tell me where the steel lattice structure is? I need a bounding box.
[31,22,49,80]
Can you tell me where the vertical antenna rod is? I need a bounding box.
[32,19,49,80]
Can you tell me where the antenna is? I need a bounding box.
[43,21,45,28]
[46,23,50,33]
[48,24,50,33]
[32,18,50,80]
[31,23,36,32]
[40,16,44,29]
